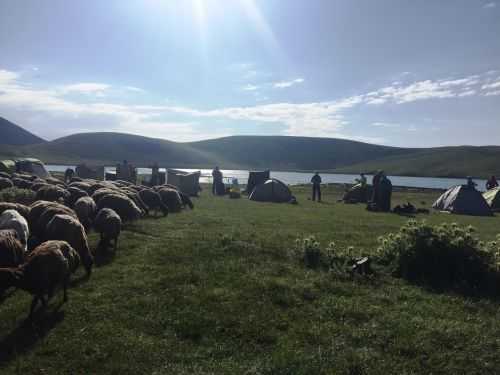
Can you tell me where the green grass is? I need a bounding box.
[1,185,500,374]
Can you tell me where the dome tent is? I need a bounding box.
[483,187,500,211]
[249,178,292,203]
[245,170,270,195]
[432,185,493,216]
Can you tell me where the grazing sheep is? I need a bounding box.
[0,241,71,319]
[0,230,25,268]
[0,202,30,222]
[96,194,142,222]
[0,209,29,252]
[66,186,89,207]
[34,205,78,239]
[91,188,121,204]
[45,240,80,274]
[94,208,121,251]
[44,214,93,276]
[88,182,116,196]
[0,172,11,179]
[35,184,70,203]
[139,189,169,216]
[45,177,65,186]
[68,181,92,193]
[157,188,183,213]
[122,190,149,216]
[74,196,97,231]
[0,177,13,190]
[30,182,50,192]
[11,178,32,189]
[12,173,35,181]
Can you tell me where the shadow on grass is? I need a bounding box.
[0,300,65,366]
[94,245,117,267]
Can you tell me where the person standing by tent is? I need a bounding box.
[371,171,383,205]
[212,166,223,195]
[466,176,477,190]
[378,173,392,212]
[486,175,498,190]
[311,172,322,202]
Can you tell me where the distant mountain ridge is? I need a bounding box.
[0,117,46,145]
[0,117,499,178]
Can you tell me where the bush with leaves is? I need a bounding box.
[0,187,36,205]
[377,220,500,293]
[292,236,362,272]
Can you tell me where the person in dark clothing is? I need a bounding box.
[151,162,159,186]
[371,171,383,205]
[64,168,74,183]
[466,176,477,190]
[378,174,392,212]
[486,175,499,190]
[212,166,223,195]
[311,172,322,202]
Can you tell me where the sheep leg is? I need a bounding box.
[63,275,68,302]
[29,296,39,319]
[114,237,118,251]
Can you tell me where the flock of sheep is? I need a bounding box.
[0,171,194,321]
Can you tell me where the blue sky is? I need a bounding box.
[0,0,499,146]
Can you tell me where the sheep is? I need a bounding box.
[96,193,142,222]
[45,240,80,274]
[44,214,93,276]
[66,186,89,207]
[0,209,29,252]
[88,182,117,196]
[0,172,11,179]
[35,184,70,203]
[0,177,13,190]
[74,196,97,232]
[157,188,183,213]
[45,177,66,186]
[178,191,194,210]
[91,188,122,204]
[68,181,92,193]
[30,182,50,192]
[122,189,149,216]
[0,230,25,268]
[0,241,72,320]
[139,189,169,216]
[34,205,78,239]
[94,208,122,251]
[0,202,30,222]
[11,177,32,189]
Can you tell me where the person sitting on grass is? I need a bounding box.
[311,172,322,202]
[486,175,498,190]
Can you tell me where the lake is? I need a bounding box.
[46,165,487,191]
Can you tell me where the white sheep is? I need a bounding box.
[0,209,29,252]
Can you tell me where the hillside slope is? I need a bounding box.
[0,117,45,145]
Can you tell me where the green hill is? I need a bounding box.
[0,117,46,145]
[0,117,499,178]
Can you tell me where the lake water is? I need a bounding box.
[46,165,487,191]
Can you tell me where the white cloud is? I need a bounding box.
[481,80,500,90]
[58,82,110,95]
[484,90,500,96]
[242,84,259,91]
[483,2,496,8]
[124,86,146,93]
[372,122,400,128]
[273,78,305,89]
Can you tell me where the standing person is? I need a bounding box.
[466,176,477,190]
[486,175,499,190]
[311,172,322,202]
[371,171,383,206]
[64,168,74,183]
[212,166,223,195]
[151,162,159,186]
[379,173,392,212]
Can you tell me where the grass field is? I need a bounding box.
[1,185,500,374]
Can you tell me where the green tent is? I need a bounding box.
[483,187,500,211]
[432,185,493,216]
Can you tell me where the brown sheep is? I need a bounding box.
[139,189,169,216]
[0,202,30,222]
[157,188,183,213]
[35,184,70,203]
[0,241,72,319]
[11,178,32,189]
[96,194,142,222]
[33,204,78,239]
[0,177,13,190]
[30,182,50,192]
[45,240,81,274]
[68,181,92,193]
[94,208,122,251]
[91,188,122,204]
[66,186,89,207]
[0,230,25,268]
[74,196,97,232]
[44,214,93,276]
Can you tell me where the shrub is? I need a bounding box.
[377,220,500,293]
[0,187,36,205]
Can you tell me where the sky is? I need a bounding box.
[0,0,499,147]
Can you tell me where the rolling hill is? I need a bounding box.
[0,117,499,178]
[0,117,46,145]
